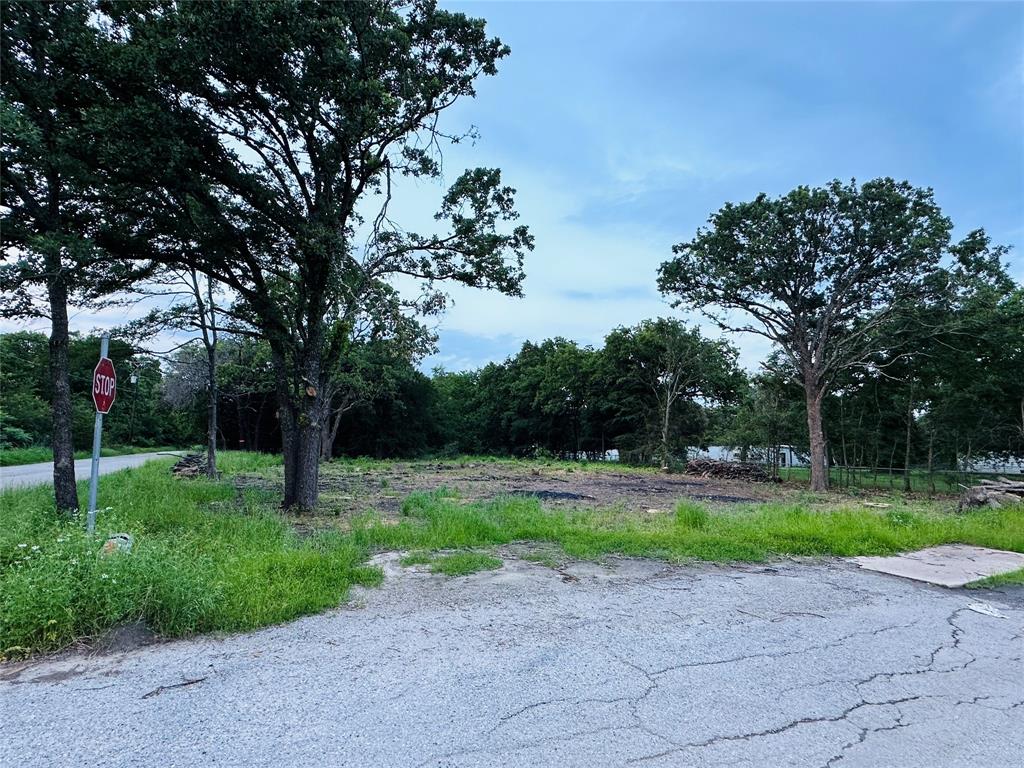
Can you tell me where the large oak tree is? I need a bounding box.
[658,179,953,491]
[98,0,532,508]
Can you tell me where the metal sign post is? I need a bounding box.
[87,334,116,534]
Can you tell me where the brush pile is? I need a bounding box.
[684,458,776,483]
[171,453,208,478]
[958,478,1024,511]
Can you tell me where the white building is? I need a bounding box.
[687,445,808,467]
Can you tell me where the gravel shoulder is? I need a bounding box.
[2,556,1021,767]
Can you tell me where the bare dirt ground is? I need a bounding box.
[235,459,786,522]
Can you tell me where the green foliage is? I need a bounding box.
[600,319,744,464]
[658,179,952,349]
[85,0,534,507]
[723,237,1024,478]
[1,1,150,314]
[424,321,744,464]
[0,454,380,658]
[0,331,201,450]
[658,178,968,489]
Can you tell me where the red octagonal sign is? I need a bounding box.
[92,357,117,414]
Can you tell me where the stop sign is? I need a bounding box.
[92,357,117,414]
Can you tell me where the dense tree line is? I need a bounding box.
[0,331,196,450]
[426,321,744,463]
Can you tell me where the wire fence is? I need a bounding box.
[775,464,1022,495]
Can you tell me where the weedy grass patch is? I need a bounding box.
[398,550,434,566]
[353,491,1024,565]
[398,548,503,576]
[965,567,1024,589]
[0,453,379,659]
[5,452,1022,658]
[430,552,503,576]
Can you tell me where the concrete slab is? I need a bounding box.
[852,544,1024,587]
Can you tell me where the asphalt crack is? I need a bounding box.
[627,696,923,765]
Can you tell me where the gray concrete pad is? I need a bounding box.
[852,544,1024,587]
[2,557,1023,768]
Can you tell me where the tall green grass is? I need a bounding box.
[0,453,379,659]
[352,493,1024,564]
[4,452,1022,658]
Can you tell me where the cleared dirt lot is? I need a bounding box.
[237,459,803,523]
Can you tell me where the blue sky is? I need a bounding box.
[414,0,1024,372]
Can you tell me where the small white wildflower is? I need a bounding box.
[31,545,40,552]
[100,573,109,580]
[70,559,79,565]
[17,543,27,549]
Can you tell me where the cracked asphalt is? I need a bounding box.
[2,555,1022,767]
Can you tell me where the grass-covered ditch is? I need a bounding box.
[3,453,1023,658]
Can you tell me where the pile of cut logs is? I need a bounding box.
[958,478,1024,511]
[684,458,776,483]
[171,453,207,478]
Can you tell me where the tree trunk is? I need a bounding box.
[294,402,322,509]
[927,432,935,495]
[902,388,914,493]
[660,392,671,471]
[206,343,217,478]
[48,261,78,514]
[803,378,828,492]
[320,416,332,462]
[273,348,325,511]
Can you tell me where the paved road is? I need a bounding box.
[2,555,1022,767]
[0,452,180,491]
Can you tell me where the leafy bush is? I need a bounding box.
[0,425,34,449]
